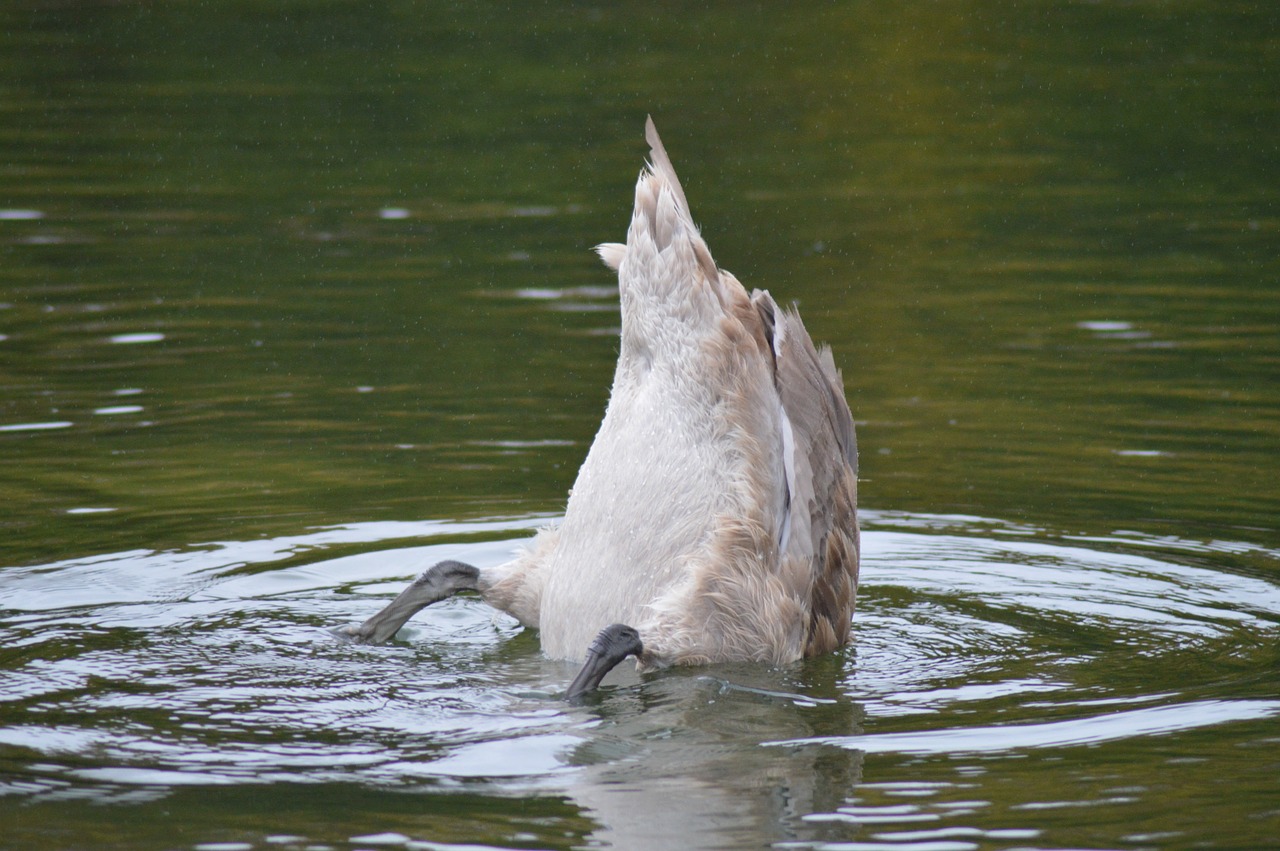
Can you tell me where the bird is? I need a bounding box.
[337,117,859,699]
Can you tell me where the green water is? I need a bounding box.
[2,3,1278,850]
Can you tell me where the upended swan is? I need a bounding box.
[338,117,859,698]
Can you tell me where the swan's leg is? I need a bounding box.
[566,623,644,700]
[334,560,480,644]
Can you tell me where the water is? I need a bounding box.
[3,2,1278,849]
[4,514,1278,848]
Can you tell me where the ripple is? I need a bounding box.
[404,733,581,779]
[0,420,73,432]
[1077,320,1132,332]
[768,699,1280,755]
[349,834,413,847]
[1,509,1277,817]
[73,767,242,787]
[0,208,43,220]
[469,439,576,450]
[108,332,165,344]
[514,286,616,300]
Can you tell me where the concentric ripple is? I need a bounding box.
[2,511,1277,848]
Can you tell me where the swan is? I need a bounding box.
[338,117,859,698]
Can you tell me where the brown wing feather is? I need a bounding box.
[755,294,860,655]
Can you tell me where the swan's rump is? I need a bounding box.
[535,119,859,665]
[338,119,857,685]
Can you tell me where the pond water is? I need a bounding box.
[2,3,1278,850]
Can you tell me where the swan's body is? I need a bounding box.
[342,118,859,693]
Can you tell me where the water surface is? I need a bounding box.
[2,2,1278,849]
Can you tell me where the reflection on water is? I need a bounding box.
[2,512,1277,848]
[784,698,1280,756]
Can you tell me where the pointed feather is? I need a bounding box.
[595,242,626,271]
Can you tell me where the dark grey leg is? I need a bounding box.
[334,560,480,644]
[566,623,644,700]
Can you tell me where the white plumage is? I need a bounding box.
[341,118,859,693]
